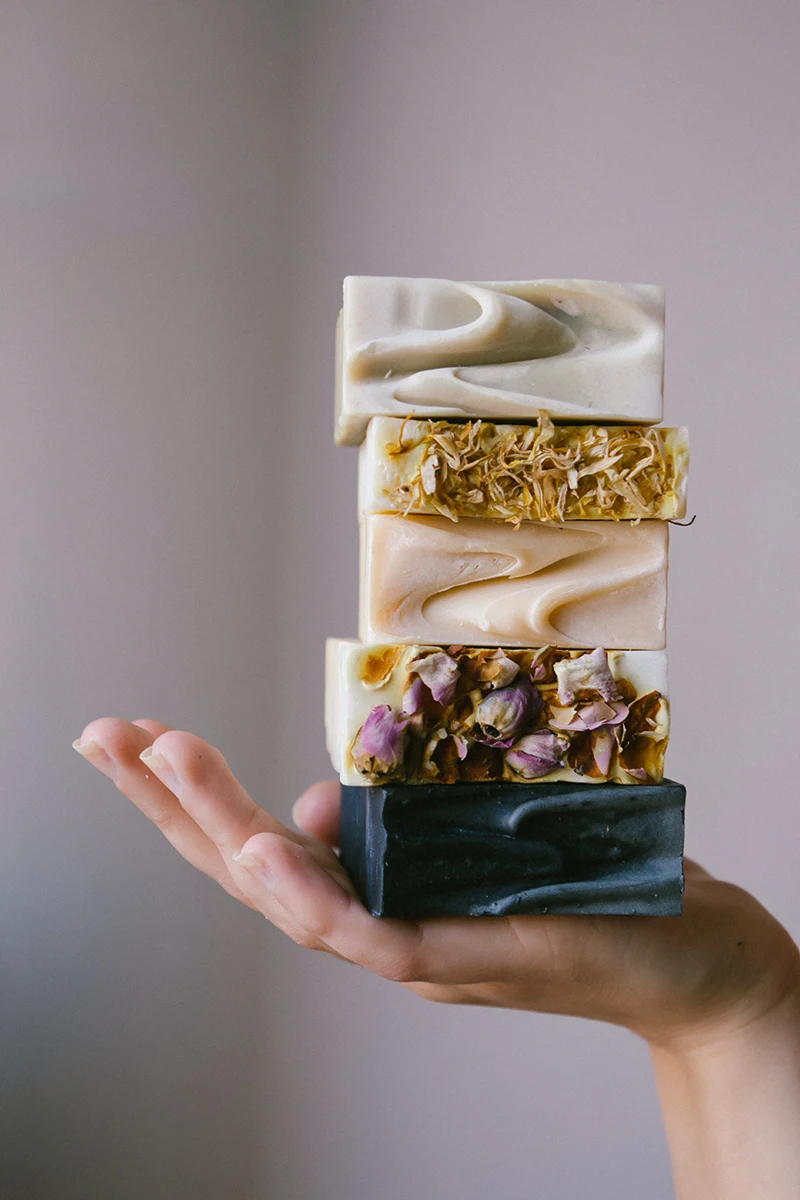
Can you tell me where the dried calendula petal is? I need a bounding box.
[365,415,688,524]
[356,645,406,689]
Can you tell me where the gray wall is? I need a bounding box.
[4,2,799,1197]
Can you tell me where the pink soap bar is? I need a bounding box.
[360,514,667,649]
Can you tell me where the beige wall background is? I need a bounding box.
[3,1,799,1197]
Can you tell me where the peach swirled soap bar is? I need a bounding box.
[326,639,669,788]
[336,277,665,445]
[360,514,668,649]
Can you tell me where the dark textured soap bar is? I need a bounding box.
[340,780,686,918]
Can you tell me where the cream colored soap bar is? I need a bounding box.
[326,638,669,786]
[359,416,689,522]
[360,514,667,649]
[336,277,665,445]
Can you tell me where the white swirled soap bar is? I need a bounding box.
[360,514,668,649]
[336,277,665,445]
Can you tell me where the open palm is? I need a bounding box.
[74,718,800,1050]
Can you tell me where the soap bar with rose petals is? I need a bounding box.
[359,416,689,523]
[339,779,686,917]
[326,638,669,787]
[335,276,665,444]
[360,514,668,649]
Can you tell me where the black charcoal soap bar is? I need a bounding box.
[340,780,686,919]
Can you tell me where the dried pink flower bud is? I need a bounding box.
[506,730,568,779]
[354,705,408,771]
[474,677,542,747]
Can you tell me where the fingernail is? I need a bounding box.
[72,738,115,776]
[232,848,276,890]
[139,746,179,792]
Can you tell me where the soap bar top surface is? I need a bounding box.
[360,514,668,649]
[336,276,665,444]
[360,416,689,523]
[340,780,686,917]
[326,638,669,787]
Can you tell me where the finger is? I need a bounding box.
[236,830,624,990]
[132,718,173,738]
[74,718,253,906]
[139,730,298,856]
[140,731,336,945]
[235,831,432,980]
[292,781,341,847]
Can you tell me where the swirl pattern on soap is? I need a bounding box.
[362,515,668,649]
[337,277,665,443]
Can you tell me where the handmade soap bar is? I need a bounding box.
[340,779,686,917]
[335,277,665,444]
[326,639,669,786]
[360,514,668,649]
[359,416,689,523]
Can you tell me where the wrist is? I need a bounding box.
[649,988,800,1199]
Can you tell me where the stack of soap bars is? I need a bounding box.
[326,277,689,918]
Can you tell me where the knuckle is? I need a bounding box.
[281,920,334,953]
[156,731,227,787]
[306,914,338,943]
[292,930,321,950]
[148,807,176,834]
[379,951,423,984]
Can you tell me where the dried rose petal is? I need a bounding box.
[473,677,542,747]
[625,767,650,782]
[576,699,629,730]
[401,676,428,717]
[547,705,584,731]
[481,649,520,689]
[506,730,568,779]
[430,732,462,783]
[452,734,469,760]
[549,699,629,732]
[621,691,664,741]
[461,742,503,781]
[592,728,615,777]
[408,651,460,705]
[356,705,408,769]
[554,647,620,705]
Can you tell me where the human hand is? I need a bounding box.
[73,718,800,1052]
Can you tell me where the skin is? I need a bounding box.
[74,717,800,1198]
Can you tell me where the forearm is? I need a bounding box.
[650,992,800,1199]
